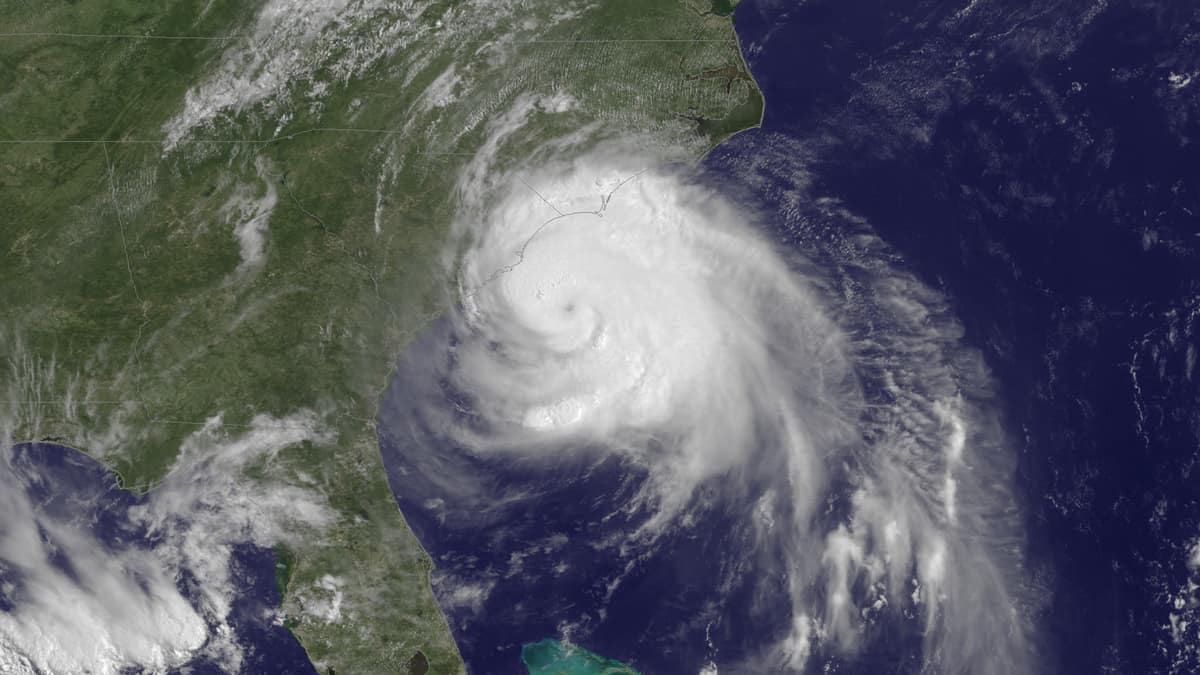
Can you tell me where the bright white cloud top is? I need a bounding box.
[454,156,838,528]
[386,139,1040,673]
[0,412,334,675]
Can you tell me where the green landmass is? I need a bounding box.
[710,0,737,18]
[0,0,761,672]
[522,640,640,675]
[274,543,296,595]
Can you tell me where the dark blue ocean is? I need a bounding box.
[379,0,1200,673]
[726,0,1200,673]
[0,442,316,675]
[380,320,804,674]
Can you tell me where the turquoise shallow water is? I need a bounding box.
[521,639,640,675]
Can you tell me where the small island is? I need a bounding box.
[522,639,641,675]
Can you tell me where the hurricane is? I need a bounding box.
[380,135,1039,674]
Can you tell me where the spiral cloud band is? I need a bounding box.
[387,136,1038,673]
[455,159,838,518]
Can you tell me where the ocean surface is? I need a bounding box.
[729,0,1200,672]
[379,321,759,673]
[379,0,1200,673]
[0,442,316,675]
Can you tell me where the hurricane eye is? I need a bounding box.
[385,150,1031,675]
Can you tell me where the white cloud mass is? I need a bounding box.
[0,412,334,674]
[0,447,207,674]
[394,132,1040,673]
